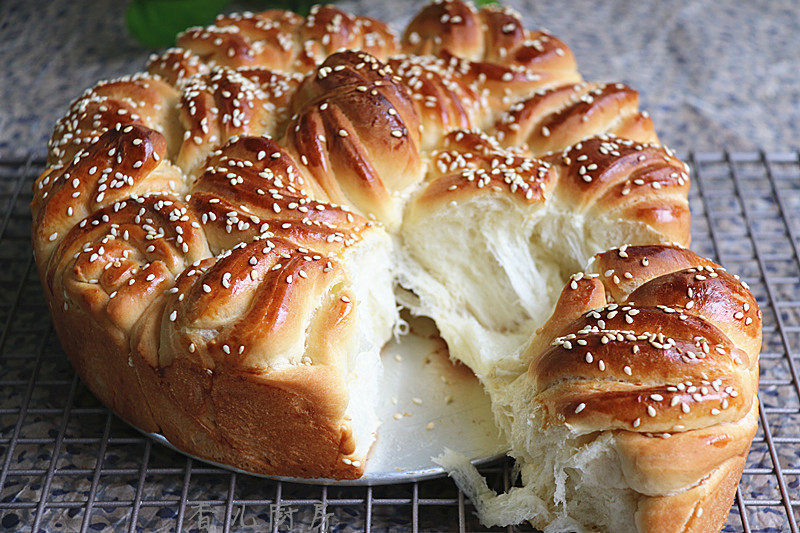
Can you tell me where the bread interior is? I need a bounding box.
[396,194,666,530]
[339,229,398,464]
[397,195,665,386]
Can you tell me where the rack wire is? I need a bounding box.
[0,152,798,532]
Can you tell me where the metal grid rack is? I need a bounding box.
[0,152,798,532]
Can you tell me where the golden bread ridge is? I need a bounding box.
[516,244,761,532]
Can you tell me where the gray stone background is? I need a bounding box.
[1,0,799,159]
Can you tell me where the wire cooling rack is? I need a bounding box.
[0,151,798,532]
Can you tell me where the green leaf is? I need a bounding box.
[474,0,500,7]
[239,0,318,16]
[126,0,231,48]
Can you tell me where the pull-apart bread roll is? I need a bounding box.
[399,132,690,382]
[442,245,760,532]
[173,5,397,74]
[32,0,760,528]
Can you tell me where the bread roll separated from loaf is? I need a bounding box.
[31,1,760,529]
[437,245,760,532]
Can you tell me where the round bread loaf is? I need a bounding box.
[32,2,759,531]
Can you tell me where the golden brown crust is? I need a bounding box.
[33,124,184,265]
[387,54,483,149]
[174,66,302,174]
[386,50,581,150]
[547,135,691,245]
[409,130,553,211]
[175,6,397,74]
[285,51,425,226]
[493,82,657,154]
[159,238,353,373]
[46,193,209,328]
[178,10,304,71]
[590,244,716,302]
[123,237,367,479]
[402,0,577,77]
[189,135,370,255]
[635,454,748,533]
[297,6,397,66]
[47,74,182,166]
[532,245,760,431]
[403,0,484,59]
[130,292,365,479]
[51,295,162,433]
[41,192,211,433]
[453,50,582,115]
[614,403,757,496]
[149,358,363,479]
[147,48,210,87]
[534,311,754,433]
[399,1,582,144]
[406,131,691,253]
[527,274,607,357]
[526,244,760,532]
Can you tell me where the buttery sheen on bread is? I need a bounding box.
[31,2,760,531]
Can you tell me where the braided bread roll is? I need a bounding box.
[403,1,576,75]
[48,75,182,167]
[129,235,388,479]
[284,51,425,227]
[529,245,759,532]
[494,82,657,153]
[175,6,397,74]
[30,1,759,528]
[442,245,760,533]
[174,66,302,173]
